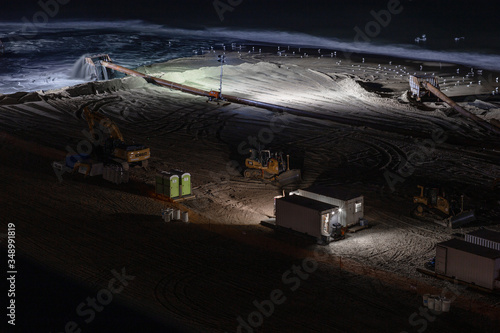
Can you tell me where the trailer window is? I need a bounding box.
[355,202,362,213]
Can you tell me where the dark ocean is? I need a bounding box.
[0,1,500,94]
[0,0,499,94]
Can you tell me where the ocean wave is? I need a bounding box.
[161,26,500,71]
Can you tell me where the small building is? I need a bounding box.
[290,186,363,227]
[435,239,500,290]
[465,229,500,251]
[275,195,339,244]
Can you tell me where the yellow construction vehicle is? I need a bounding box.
[412,185,475,228]
[244,148,301,185]
[413,185,452,216]
[83,107,150,169]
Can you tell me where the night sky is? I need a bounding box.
[3,0,499,36]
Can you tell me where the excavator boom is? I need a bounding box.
[82,107,149,166]
[83,107,124,142]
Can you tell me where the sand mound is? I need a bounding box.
[466,99,500,121]
[0,76,151,104]
[0,91,43,105]
[61,76,150,98]
[468,99,498,110]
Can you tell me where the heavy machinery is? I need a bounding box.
[329,222,346,242]
[408,75,500,135]
[412,185,475,228]
[84,54,114,80]
[206,90,230,106]
[244,148,301,185]
[424,256,436,271]
[83,107,150,169]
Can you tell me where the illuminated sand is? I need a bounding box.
[1,52,499,331]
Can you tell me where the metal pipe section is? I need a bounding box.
[102,61,500,136]
[101,61,352,123]
[101,61,211,97]
[421,81,500,135]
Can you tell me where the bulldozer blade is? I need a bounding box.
[277,169,301,186]
[450,210,476,229]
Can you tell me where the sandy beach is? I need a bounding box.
[1,48,500,332]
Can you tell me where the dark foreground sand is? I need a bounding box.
[1,50,499,332]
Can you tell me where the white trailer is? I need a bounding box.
[275,195,340,244]
[465,229,500,251]
[290,186,364,227]
[436,239,500,290]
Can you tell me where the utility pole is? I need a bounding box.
[217,54,226,99]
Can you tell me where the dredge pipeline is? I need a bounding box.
[421,81,500,135]
[100,61,383,130]
[99,60,500,139]
[101,61,328,118]
[101,61,211,98]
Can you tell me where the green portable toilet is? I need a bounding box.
[180,172,191,196]
[162,173,180,198]
[170,170,191,196]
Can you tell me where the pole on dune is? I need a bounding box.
[218,54,226,99]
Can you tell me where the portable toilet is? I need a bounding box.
[179,173,191,196]
[156,172,180,198]
[164,173,180,198]
[170,170,191,196]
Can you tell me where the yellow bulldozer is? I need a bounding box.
[412,185,475,228]
[244,149,301,185]
[83,107,150,169]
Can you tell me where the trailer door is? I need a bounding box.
[321,214,329,235]
[435,246,447,275]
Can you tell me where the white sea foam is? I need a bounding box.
[0,20,499,94]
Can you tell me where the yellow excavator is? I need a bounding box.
[83,107,150,169]
[244,148,301,185]
[413,185,475,228]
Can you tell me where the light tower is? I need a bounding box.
[218,54,226,98]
